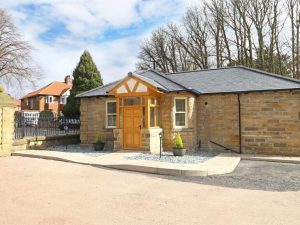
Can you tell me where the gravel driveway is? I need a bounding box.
[0,157,299,225]
[168,160,300,192]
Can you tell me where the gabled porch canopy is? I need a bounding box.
[108,72,164,149]
[107,72,167,96]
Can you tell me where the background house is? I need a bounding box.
[77,66,300,156]
[13,98,21,111]
[21,75,72,115]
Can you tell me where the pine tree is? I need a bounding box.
[63,50,103,117]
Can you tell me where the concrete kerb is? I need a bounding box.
[11,150,241,177]
[241,154,300,164]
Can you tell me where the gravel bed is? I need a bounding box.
[126,151,217,164]
[46,145,112,157]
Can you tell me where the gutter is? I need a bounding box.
[237,93,242,154]
[199,87,300,96]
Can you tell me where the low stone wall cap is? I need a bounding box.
[0,91,15,108]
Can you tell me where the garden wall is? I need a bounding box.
[12,134,80,151]
[0,88,15,157]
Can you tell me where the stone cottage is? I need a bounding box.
[76,66,300,156]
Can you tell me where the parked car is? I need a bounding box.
[17,111,39,127]
[59,118,80,130]
[25,117,38,127]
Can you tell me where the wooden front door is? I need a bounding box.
[123,106,141,149]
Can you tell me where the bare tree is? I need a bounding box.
[287,0,300,78]
[182,7,210,69]
[136,0,298,78]
[0,8,40,91]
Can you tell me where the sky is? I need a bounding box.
[2,0,197,97]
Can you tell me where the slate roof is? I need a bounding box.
[76,80,120,97]
[137,70,186,92]
[166,66,300,94]
[76,66,300,98]
[21,81,72,99]
[76,71,186,98]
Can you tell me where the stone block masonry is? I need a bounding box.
[80,97,115,148]
[197,90,300,156]
[0,88,15,156]
[80,90,300,156]
[241,91,300,155]
[160,92,198,151]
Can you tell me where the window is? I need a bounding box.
[123,97,141,106]
[149,97,160,127]
[46,96,53,104]
[29,98,34,109]
[174,97,187,128]
[150,107,155,127]
[106,100,116,128]
[60,96,67,104]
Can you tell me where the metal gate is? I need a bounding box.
[14,112,80,139]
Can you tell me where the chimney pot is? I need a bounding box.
[64,75,72,85]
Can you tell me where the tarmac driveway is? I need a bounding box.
[0,156,299,225]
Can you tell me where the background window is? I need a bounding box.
[46,96,53,104]
[29,98,34,109]
[60,96,67,104]
[107,101,116,128]
[174,98,187,127]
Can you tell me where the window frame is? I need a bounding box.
[173,97,188,128]
[106,100,117,128]
[29,98,34,109]
[46,96,54,104]
[149,97,160,128]
[60,96,67,105]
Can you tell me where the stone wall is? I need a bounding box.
[141,128,163,153]
[160,92,197,151]
[197,90,300,156]
[197,94,239,152]
[80,97,115,149]
[12,134,80,151]
[113,128,122,151]
[0,89,15,156]
[241,90,300,155]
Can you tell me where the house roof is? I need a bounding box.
[21,82,72,99]
[76,81,120,97]
[76,66,300,98]
[166,66,300,94]
[13,98,21,106]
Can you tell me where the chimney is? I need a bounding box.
[152,60,156,70]
[64,75,72,85]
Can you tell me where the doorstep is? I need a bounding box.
[11,150,240,177]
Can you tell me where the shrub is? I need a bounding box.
[174,133,183,149]
[40,110,54,118]
[95,135,104,143]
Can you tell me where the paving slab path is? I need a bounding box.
[12,150,240,176]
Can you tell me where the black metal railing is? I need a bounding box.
[14,112,80,139]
